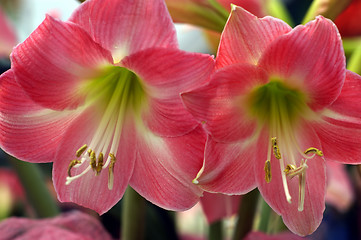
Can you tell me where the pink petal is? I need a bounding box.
[0,70,80,163]
[255,126,325,236]
[216,6,291,69]
[258,16,345,111]
[0,8,17,57]
[69,0,178,61]
[182,64,267,142]
[121,48,215,137]
[11,15,113,111]
[196,135,257,194]
[328,70,361,118]
[312,115,361,164]
[244,231,306,240]
[53,107,135,215]
[325,162,354,212]
[129,126,206,211]
[0,211,112,240]
[218,0,266,16]
[200,192,241,223]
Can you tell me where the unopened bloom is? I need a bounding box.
[0,0,214,214]
[182,6,361,235]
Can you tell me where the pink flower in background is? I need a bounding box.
[334,0,361,37]
[0,0,214,214]
[244,231,306,240]
[200,192,240,223]
[0,211,112,240]
[325,162,354,212]
[182,6,361,236]
[0,7,17,57]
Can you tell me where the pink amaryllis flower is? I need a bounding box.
[0,0,214,214]
[182,6,361,236]
[0,211,112,240]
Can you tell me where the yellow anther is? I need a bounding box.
[264,160,272,183]
[108,153,116,190]
[271,137,281,159]
[87,149,92,156]
[90,150,97,170]
[67,159,82,177]
[96,152,104,175]
[76,144,88,157]
[284,164,296,175]
[304,147,323,157]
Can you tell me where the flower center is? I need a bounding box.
[247,80,322,211]
[66,66,147,190]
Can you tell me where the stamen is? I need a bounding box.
[304,147,323,157]
[271,137,281,159]
[264,160,272,183]
[76,144,88,157]
[89,150,97,170]
[96,152,104,175]
[108,153,116,190]
[284,159,308,211]
[67,159,82,177]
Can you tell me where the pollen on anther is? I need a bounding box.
[67,159,82,177]
[304,147,323,157]
[108,153,116,190]
[96,152,104,175]
[76,144,88,157]
[264,160,272,183]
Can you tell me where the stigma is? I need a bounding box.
[66,144,117,190]
[264,137,323,211]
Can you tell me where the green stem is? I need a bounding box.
[232,189,259,240]
[347,44,361,74]
[8,157,60,218]
[302,0,352,24]
[209,220,223,240]
[257,198,272,233]
[121,187,146,240]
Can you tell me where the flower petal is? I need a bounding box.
[258,16,345,111]
[200,192,241,223]
[182,64,267,142]
[69,0,178,61]
[312,116,361,164]
[121,48,215,137]
[325,161,354,212]
[11,15,113,111]
[129,125,206,211]
[0,8,17,57]
[255,126,325,236]
[53,107,135,215]
[328,70,361,118]
[216,6,291,68]
[196,135,257,194]
[0,70,80,163]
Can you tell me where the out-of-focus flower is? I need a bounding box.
[0,211,112,240]
[0,0,214,214]
[0,7,17,57]
[334,0,361,37]
[0,169,24,219]
[200,192,240,223]
[325,162,354,212]
[244,231,306,240]
[182,6,361,236]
